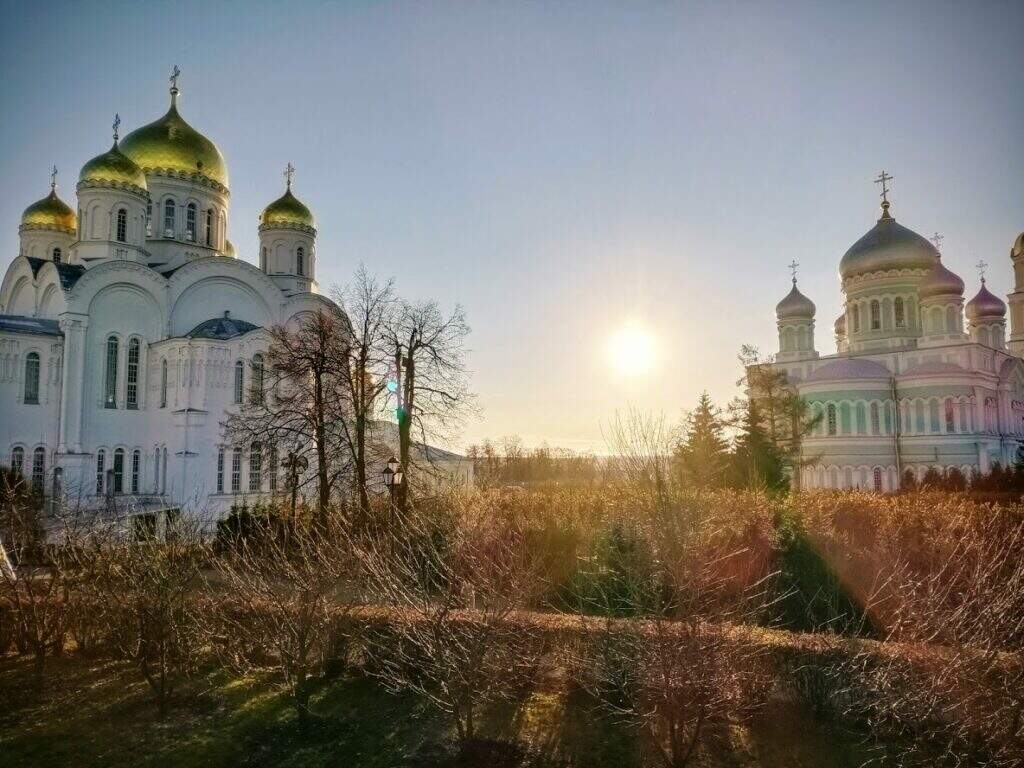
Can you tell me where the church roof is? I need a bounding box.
[0,314,62,337]
[918,258,964,300]
[902,361,966,375]
[839,215,937,280]
[965,283,1006,320]
[185,315,260,340]
[775,281,815,320]
[805,357,891,382]
[25,257,86,290]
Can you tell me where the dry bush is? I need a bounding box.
[209,507,362,717]
[354,490,548,744]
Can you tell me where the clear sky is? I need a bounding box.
[2,1,1021,452]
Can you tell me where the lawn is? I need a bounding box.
[0,652,881,768]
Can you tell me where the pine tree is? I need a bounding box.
[674,391,729,490]
[728,398,787,491]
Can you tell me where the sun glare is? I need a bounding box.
[606,320,657,377]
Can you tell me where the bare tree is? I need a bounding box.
[385,300,473,510]
[225,308,353,517]
[210,507,362,719]
[355,491,544,745]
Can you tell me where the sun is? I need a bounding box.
[606,319,658,377]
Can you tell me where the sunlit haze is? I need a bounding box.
[2,1,1021,452]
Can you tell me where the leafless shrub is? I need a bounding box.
[209,507,362,718]
[354,491,546,744]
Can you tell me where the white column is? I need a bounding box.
[57,314,89,453]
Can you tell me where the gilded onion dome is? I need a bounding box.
[260,187,315,230]
[839,197,938,280]
[775,280,815,320]
[119,82,228,190]
[79,141,147,193]
[965,283,1006,320]
[21,184,76,233]
[918,258,964,300]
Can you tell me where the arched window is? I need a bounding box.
[870,402,880,435]
[873,467,883,492]
[216,447,225,494]
[126,339,140,409]
[154,447,161,493]
[96,449,106,494]
[851,305,860,333]
[231,446,242,492]
[929,400,941,433]
[105,336,119,408]
[186,203,197,241]
[160,359,168,408]
[870,300,881,330]
[116,208,127,242]
[249,442,262,491]
[827,403,837,436]
[261,246,267,271]
[113,448,125,494]
[296,246,305,276]
[131,449,141,494]
[52,247,61,263]
[24,352,40,404]
[11,447,25,477]
[31,447,45,494]
[163,199,176,235]
[161,447,168,494]
[233,360,245,404]
[205,208,213,246]
[894,297,905,328]
[250,354,264,404]
[945,306,957,332]
[945,399,956,433]
[146,201,153,236]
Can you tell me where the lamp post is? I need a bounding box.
[382,456,403,504]
[282,452,308,520]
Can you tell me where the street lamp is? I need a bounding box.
[383,456,403,502]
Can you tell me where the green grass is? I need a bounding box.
[0,653,879,768]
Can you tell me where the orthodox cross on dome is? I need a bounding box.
[930,232,944,251]
[284,162,295,190]
[169,65,181,105]
[976,259,988,285]
[787,259,799,284]
[50,165,58,191]
[112,113,121,143]
[874,170,894,218]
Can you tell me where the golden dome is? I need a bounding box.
[119,94,228,189]
[79,141,148,192]
[260,187,315,229]
[21,187,76,233]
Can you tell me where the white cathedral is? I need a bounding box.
[0,72,343,525]
[769,176,1024,491]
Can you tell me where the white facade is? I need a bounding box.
[766,192,1024,492]
[0,77,338,525]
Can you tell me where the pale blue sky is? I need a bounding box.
[2,1,1021,451]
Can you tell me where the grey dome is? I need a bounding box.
[918,258,964,300]
[965,284,1006,320]
[839,216,938,280]
[186,315,260,339]
[776,282,815,320]
[806,357,891,382]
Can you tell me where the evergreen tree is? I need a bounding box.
[728,398,787,491]
[674,391,729,490]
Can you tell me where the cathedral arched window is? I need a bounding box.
[870,300,881,330]
[186,203,197,241]
[96,449,105,494]
[146,201,153,236]
[161,447,168,494]
[251,354,264,404]
[105,336,119,408]
[126,339,140,409]
[205,208,213,246]
[52,247,61,263]
[945,306,957,332]
[11,447,25,477]
[851,305,860,333]
[131,449,141,494]
[24,352,40,404]
[827,404,837,436]
[116,208,127,243]
[234,360,245,404]
[870,402,880,435]
[163,199,176,235]
[296,247,305,276]
[894,297,905,328]
[261,246,267,271]
[31,447,45,494]
[945,399,956,433]
[113,448,125,494]
[873,467,883,492]
[249,442,262,491]
[160,359,168,408]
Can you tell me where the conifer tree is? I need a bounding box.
[674,391,729,490]
[728,397,787,491]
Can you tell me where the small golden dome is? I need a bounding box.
[79,141,148,192]
[21,188,76,233]
[260,187,315,229]
[119,94,228,189]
